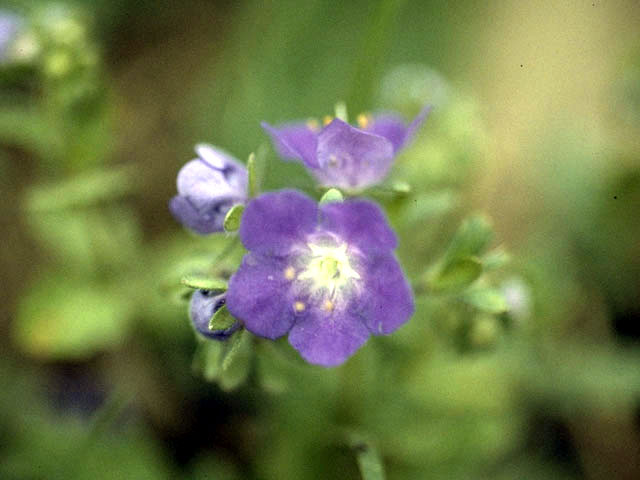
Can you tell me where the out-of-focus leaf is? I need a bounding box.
[24,165,136,212]
[463,288,508,314]
[444,215,493,264]
[13,275,131,359]
[482,247,511,271]
[426,257,482,292]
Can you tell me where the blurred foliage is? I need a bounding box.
[1,1,639,479]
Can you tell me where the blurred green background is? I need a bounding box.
[1,0,639,479]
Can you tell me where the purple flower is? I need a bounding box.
[169,144,248,234]
[190,290,241,340]
[262,106,430,191]
[226,190,414,366]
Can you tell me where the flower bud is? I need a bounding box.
[190,290,240,340]
[170,144,248,234]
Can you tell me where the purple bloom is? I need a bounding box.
[190,290,241,340]
[262,106,430,191]
[169,144,248,234]
[226,190,414,367]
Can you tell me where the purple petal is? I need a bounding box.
[319,199,397,252]
[315,119,394,190]
[287,302,371,367]
[356,252,414,335]
[176,159,245,207]
[169,195,237,234]
[261,122,320,168]
[226,253,296,339]
[366,114,408,152]
[403,105,432,149]
[368,105,431,152]
[239,190,318,256]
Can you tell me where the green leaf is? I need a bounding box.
[181,274,227,292]
[427,257,482,292]
[463,287,508,314]
[13,275,131,360]
[319,188,344,204]
[444,215,494,264]
[348,434,386,480]
[24,165,136,212]
[209,305,237,332]
[218,329,253,391]
[223,204,244,232]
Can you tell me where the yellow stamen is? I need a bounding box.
[356,113,370,129]
[323,300,334,312]
[284,266,296,280]
[294,301,306,312]
[323,115,333,126]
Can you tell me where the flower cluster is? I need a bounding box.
[172,106,428,366]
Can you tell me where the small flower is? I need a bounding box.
[190,290,241,340]
[262,106,430,191]
[226,190,414,366]
[169,144,248,234]
[0,11,22,62]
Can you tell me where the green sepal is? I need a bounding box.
[208,304,237,332]
[180,274,227,292]
[319,188,344,204]
[192,340,224,382]
[247,152,258,198]
[223,204,245,232]
[426,256,482,292]
[463,287,508,314]
[218,329,253,391]
[334,101,348,122]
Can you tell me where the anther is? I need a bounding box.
[284,266,296,280]
[356,113,370,129]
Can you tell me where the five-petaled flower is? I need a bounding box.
[170,144,248,234]
[226,190,414,366]
[190,290,241,340]
[262,106,430,191]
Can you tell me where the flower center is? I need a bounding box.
[297,243,360,296]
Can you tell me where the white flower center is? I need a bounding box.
[297,243,360,296]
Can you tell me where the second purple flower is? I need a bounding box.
[262,106,430,191]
